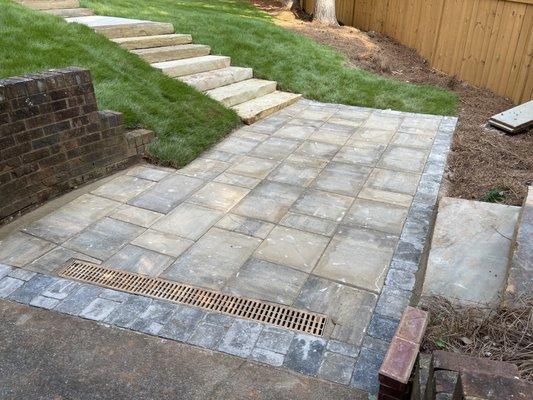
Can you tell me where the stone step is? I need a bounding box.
[178,66,253,92]
[206,78,277,107]
[132,44,210,64]
[152,55,231,78]
[112,34,192,50]
[18,0,79,10]
[44,8,94,17]
[454,371,532,400]
[66,16,175,39]
[232,91,302,124]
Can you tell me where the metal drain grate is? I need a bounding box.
[59,259,327,336]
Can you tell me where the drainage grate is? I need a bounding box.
[59,259,327,336]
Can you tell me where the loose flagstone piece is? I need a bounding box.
[254,226,329,273]
[131,230,194,258]
[151,203,224,240]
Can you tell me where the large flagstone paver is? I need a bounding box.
[0,99,457,393]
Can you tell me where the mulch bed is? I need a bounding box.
[252,0,533,205]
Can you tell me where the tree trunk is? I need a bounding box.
[313,0,338,26]
[281,0,302,12]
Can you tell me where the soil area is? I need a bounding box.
[253,0,533,205]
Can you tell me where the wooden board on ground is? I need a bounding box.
[489,100,533,133]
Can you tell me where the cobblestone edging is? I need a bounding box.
[0,105,457,394]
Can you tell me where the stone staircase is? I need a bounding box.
[421,186,533,308]
[16,0,302,124]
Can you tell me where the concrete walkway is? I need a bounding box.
[0,99,457,393]
[0,299,364,400]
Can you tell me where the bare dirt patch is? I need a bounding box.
[253,0,533,205]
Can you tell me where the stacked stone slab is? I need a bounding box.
[18,1,301,124]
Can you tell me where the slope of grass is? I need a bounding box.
[0,0,240,167]
[83,0,457,115]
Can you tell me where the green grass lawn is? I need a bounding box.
[83,0,457,115]
[1,0,457,168]
[0,0,240,167]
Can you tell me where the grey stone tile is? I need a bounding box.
[55,285,104,316]
[104,295,153,328]
[79,298,120,321]
[391,132,435,148]
[41,278,80,300]
[178,158,230,180]
[151,203,224,240]
[310,127,352,146]
[8,268,37,281]
[255,326,294,355]
[378,145,428,173]
[285,154,328,169]
[131,230,194,258]
[350,347,383,394]
[214,136,260,155]
[367,314,399,342]
[314,226,398,292]
[248,115,289,133]
[299,107,335,121]
[250,348,285,367]
[273,123,316,140]
[162,228,261,290]
[326,340,360,358]
[250,137,299,161]
[128,174,204,213]
[283,333,326,376]
[126,165,171,181]
[92,175,154,203]
[361,335,390,357]
[201,150,239,163]
[266,162,322,187]
[188,182,249,212]
[0,264,13,279]
[215,214,275,239]
[294,140,340,161]
[218,319,263,358]
[159,305,205,342]
[225,258,307,305]
[385,268,416,291]
[357,187,413,208]
[105,245,174,277]
[365,168,421,196]
[0,232,56,267]
[254,226,329,273]
[233,129,270,142]
[109,204,163,228]
[99,288,130,302]
[8,274,56,304]
[318,351,356,385]
[22,194,120,244]
[331,108,372,122]
[333,141,385,166]
[364,114,402,130]
[0,277,25,298]
[313,162,371,197]
[129,299,176,335]
[375,287,411,320]
[204,312,235,328]
[188,322,227,349]
[350,128,395,145]
[64,218,144,260]
[343,198,409,235]
[279,212,337,237]
[292,189,353,222]
[226,156,278,179]
[214,172,260,189]
[294,276,376,345]
[25,246,101,274]
[30,295,60,309]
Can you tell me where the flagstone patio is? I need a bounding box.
[0,99,456,392]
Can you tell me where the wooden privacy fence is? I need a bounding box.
[302,0,533,104]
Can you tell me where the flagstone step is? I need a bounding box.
[112,34,192,50]
[18,0,78,10]
[178,66,253,92]
[206,78,277,107]
[66,16,174,39]
[132,44,211,63]
[153,55,231,78]
[44,7,94,17]
[232,91,302,124]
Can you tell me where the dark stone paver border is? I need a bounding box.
[0,102,457,394]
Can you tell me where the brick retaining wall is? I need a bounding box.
[0,67,150,224]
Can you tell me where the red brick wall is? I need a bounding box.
[0,67,138,224]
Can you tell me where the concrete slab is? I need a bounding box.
[423,197,520,307]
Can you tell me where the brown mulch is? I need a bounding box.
[252,0,533,205]
[420,296,533,381]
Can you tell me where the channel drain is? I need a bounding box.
[59,259,327,336]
